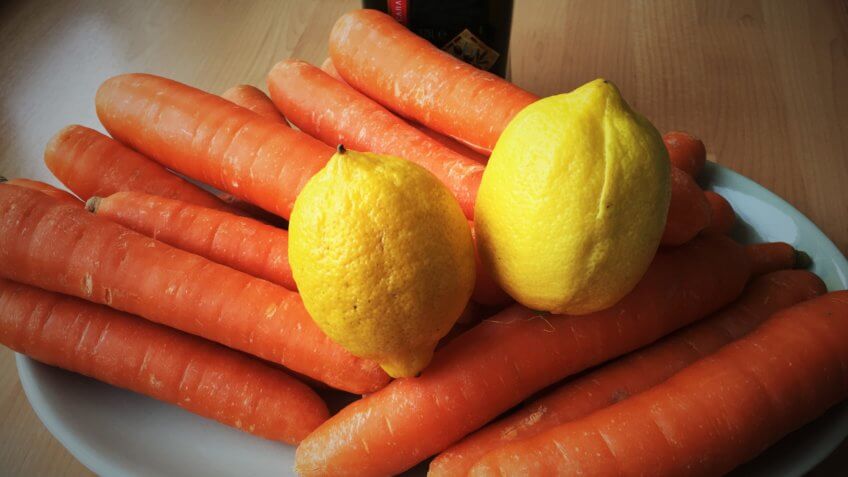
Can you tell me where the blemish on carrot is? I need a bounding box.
[82,274,93,297]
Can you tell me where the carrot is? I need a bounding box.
[95,73,335,219]
[87,191,296,291]
[42,125,274,223]
[664,131,707,177]
[469,291,848,477]
[322,57,489,165]
[44,125,234,212]
[329,9,537,154]
[430,269,826,476]
[0,177,80,206]
[267,59,484,219]
[0,185,389,394]
[294,234,751,476]
[0,279,327,443]
[745,242,810,276]
[661,166,711,246]
[704,190,735,234]
[221,84,288,124]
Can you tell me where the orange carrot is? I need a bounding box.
[745,242,809,276]
[661,166,711,246]
[221,84,288,124]
[430,270,825,476]
[329,9,537,154]
[0,279,327,443]
[42,125,271,222]
[704,190,735,234]
[44,125,234,212]
[322,57,488,165]
[0,185,389,394]
[295,234,751,476]
[664,131,707,177]
[469,291,848,476]
[267,59,484,219]
[87,191,296,291]
[95,73,335,219]
[0,177,80,206]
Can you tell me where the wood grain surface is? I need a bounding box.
[0,0,846,475]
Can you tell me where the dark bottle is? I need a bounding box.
[361,0,514,78]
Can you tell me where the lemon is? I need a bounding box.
[289,147,475,378]
[475,79,670,315]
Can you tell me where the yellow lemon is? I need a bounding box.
[475,79,670,314]
[289,147,475,378]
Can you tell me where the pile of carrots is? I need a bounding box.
[1,8,846,476]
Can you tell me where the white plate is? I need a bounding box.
[16,162,848,477]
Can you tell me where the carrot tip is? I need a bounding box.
[794,250,813,269]
[85,196,101,213]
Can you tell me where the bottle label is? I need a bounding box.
[442,29,500,71]
[387,0,409,25]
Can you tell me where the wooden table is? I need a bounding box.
[1,0,846,475]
